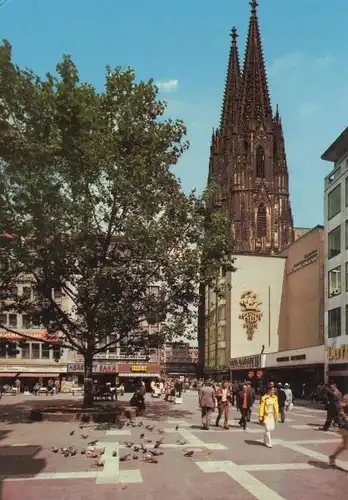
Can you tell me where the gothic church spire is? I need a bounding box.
[220,27,241,136]
[239,0,272,127]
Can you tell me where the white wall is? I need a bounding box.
[229,255,285,359]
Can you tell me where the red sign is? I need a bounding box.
[118,363,161,374]
[0,330,60,343]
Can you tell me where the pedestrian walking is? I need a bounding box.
[237,383,253,430]
[198,380,216,430]
[215,381,231,429]
[283,383,293,414]
[246,381,256,422]
[329,394,348,466]
[320,382,342,431]
[259,384,279,448]
[276,382,286,423]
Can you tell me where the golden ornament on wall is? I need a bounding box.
[239,290,262,341]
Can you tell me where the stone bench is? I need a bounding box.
[2,391,16,396]
[71,388,84,396]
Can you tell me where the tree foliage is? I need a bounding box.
[0,40,234,402]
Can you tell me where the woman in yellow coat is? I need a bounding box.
[259,385,279,448]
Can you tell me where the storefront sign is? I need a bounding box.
[326,345,348,361]
[0,330,60,343]
[0,365,64,373]
[230,354,261,370]
[291,249,318,273]
[131,365,147,372]
[67,362,117,373]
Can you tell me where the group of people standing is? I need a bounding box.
[198,380,293,448]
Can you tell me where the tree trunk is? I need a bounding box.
[83,351,94,407]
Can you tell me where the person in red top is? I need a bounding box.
[215,381,231,429]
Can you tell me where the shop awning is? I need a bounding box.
[0,373,19,378]
[18,373,59,378]
[120,373,160,378]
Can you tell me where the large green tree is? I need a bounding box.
[0,40,234,406]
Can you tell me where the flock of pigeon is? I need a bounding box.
[51,419,195,468]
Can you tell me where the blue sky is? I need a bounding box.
[0,0,347,228]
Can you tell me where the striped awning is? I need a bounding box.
[119,373,160,378]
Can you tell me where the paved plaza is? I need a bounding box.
[0,392,347,500]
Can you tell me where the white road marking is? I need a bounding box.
[96,441,120,484]
[178,428,227,450]
[197,460,286,500]
[105,430,131,436]
[242,463,313,471]
[288,439,341,444]
[278,440,348,472]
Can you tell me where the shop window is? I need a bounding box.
[328,307,341,338]
[22,314,30,329]
[328,225,341,259]
[22,287,31,300]
[53,346,61,360]
[257,204,267,237]
[328,185,341,220]
[9,314,17,327]
[256,146,265,178]
[41,344,50,359]
[0,313,7,326]
[21,343,30,359]
[31,343,40,359]
[328,266,341,298]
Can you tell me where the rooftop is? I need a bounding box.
[321,127,348,163]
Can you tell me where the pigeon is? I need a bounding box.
[158,429,164,435]
[133,445,140,452]
[124,441,133,448]
[112,450,117,457]
[126,421,130,426]
[132,453,138,460]
[145,438,152,443]
[138,421,144,427]
[140,433,145,439]
[120,453,131,462]
[81,448,86,454]
[64,450,70,457]
[147,425,155,431]
[79,423,84,429]
[87,451,98,458]
[87,440,98,446]
[99,447,105,456]
[183,450,194,457]
[149,449,161,456]
[70,430,75,436]
[154,438,163,448]
[177,440,187,445]
[142,456,158,464]
[95,457,104,467]
[69,446,77,456]
[175,426,179,431]
[52,446,58,453]
[80,434,89,440]
[61,447,68,454]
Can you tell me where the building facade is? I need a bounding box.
[208,1,294,255]
[322,127,348,393]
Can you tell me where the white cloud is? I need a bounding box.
[156,79,179,92]
[268,51,335,78]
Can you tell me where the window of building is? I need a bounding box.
[22,287,31,300]
[0,313,6,326]
[41,344,50,359]
[21,343,30,359]
[257,204,267,237]
[53,346,61,360]
[256,146,265,178]
[328,307,341,338]
[328,225,341,259]
[328,266,341,298]
[328,185,341,220]
[108,334,117,354]
[22,315,30,329]
[9,314,17,327]
[31,343,40,359]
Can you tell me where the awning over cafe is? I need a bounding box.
[120,373,160,378]
[0,372,59,378]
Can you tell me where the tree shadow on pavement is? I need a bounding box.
[0,444,46,500]
[143,401,195,422]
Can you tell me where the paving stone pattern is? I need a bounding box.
[0,392,347,500]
